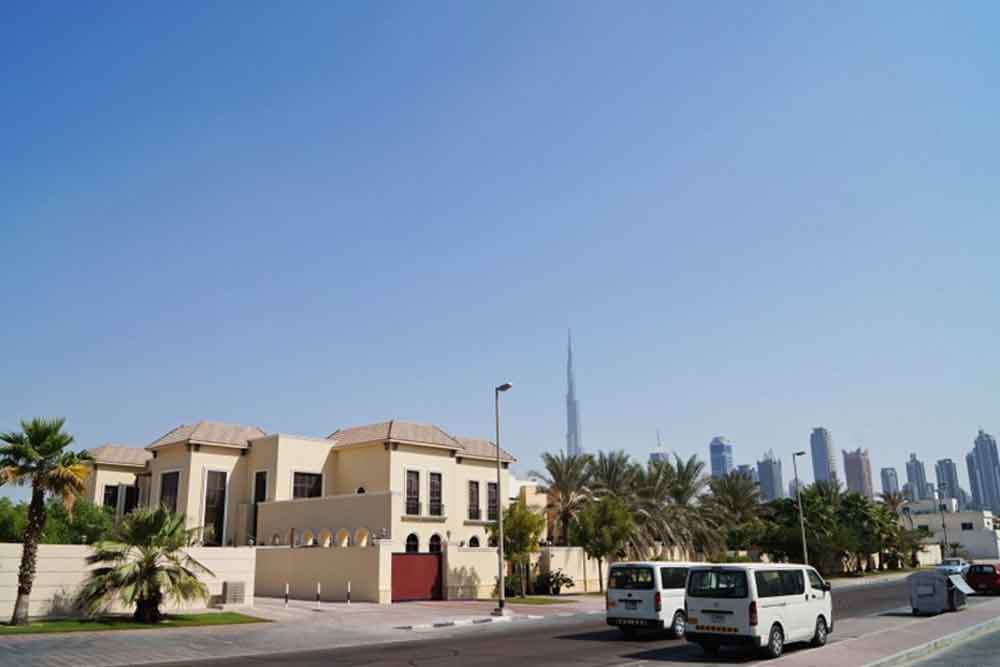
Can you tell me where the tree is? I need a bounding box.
[77,507,213,623]
[588,450,636,499]
[488,498,545,597]
[42,498,114,545]
[0,497,27,543]
[880,491,906,515]
[0,418,91,625]
[530,451,592,545]
[706,471,762,551]
[571,496,633,594]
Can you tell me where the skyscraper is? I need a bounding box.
[565,332,582,456]
[810,428,838,484]
[905,453,930,501]
[881,467,900,494]
[842,448,874,498]
[967,430,1000,513]
[709,436,733,478]
[935,458,961,502]
[757,450,784,502]
[736,464,758,483]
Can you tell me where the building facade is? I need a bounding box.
[906,453,930,501]
[736,463,758,483]
[83,444,152,520]
[709,436,734,478]
[565,332,583,457]
[881,467,900,495]
[935,458,962,504]
[967,430,1000,514]
[810,427,838,484]
[842,448,874,498]
[756,450,784,502]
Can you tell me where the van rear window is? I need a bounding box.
[608,565,654,590]
[660,567,688,589]
[686,569,749,598]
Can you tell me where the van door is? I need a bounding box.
[779,569,809,640]
[754,570,786,637]
[806,568,831,631]
[659,566,689,620]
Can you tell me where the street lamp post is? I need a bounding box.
[792,451,809,565]
[939,502,950,557]
[493,382,513,617]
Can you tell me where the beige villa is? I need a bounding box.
[86,419,514,554]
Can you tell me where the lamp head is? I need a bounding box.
[496,382,513,392]
[793,450,807,457]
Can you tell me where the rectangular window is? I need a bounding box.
[406,470,420,515]
[961,522,974,531]
[807,569,826,591]
[660,567,688,589]
[780,570,805,595]
[254,471,268,503]
[103,485,119,511]
[755,570,783,598]
[429,472,443,516]
[203,470,227,546]
[123,486,139,515]
[686,569,749,599]
[292,472,322,499]
[159,472,179,513]
[487,482,498,521]
[609,565,654,590]
[468,481,481,520]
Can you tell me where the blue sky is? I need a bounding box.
[2,2,998,501]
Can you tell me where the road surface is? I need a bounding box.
[151,580,911,667]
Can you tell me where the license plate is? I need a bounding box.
[709,613,725,623]
[624,600,638,610]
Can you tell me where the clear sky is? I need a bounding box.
[2,2,999,501]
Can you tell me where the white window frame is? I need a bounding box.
[157,469,182,513]
[200,466,231,547]
[404,467,422,515]
[289,469,324,500]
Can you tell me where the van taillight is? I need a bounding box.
[654,591,662,612]
[749,600,758,626]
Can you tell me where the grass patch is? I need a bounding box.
[504,596,573,605]
[0,612,267,635]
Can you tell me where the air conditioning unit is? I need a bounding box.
[222,581,246,605]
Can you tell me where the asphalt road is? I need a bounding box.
[911,625,1000,666]
[152,580,910,667]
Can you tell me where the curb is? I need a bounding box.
[394,609,594,631]
[864,614,1000,666]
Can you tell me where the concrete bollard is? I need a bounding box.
[284,583,289,608]
[316,582,321,610]
[347,580,351,605]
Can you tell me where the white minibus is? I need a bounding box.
[605,561,699,639]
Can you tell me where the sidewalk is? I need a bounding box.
[0,595,605,667]
[827,570,920,591]
[774,596,1000,667]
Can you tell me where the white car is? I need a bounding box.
[605,561,700,639]
[685,563,833,659]
[936,558,970,575]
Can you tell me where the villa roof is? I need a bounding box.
[85,443,152,468]
[327,420,516,462]
[147,420,267,451]
[454,436,516,463]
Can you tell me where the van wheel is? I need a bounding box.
[762,624,784,659]
[669,611,686,638]
[699,642,720,656]
[811,616,828,647]
[620,627,637,640]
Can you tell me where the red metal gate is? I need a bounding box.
[392,553,442,601]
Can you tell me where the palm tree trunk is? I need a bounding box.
[12,487,46,625]
[598,557,604,595]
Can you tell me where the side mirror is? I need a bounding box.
[821,582,832,592]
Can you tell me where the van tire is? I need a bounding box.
[669,611,686,638]
[811,616,828,647]
[620,627,637,640]
[762,624,784,659]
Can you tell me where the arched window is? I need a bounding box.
[405,533,419,553]
[356,486,366,494]
[468,536,480,548]
[429,534,442,553]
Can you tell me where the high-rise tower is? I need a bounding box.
[843,448,874,498]
[810,427,838,484]
[566,331,583,456]
[709,436,734,478]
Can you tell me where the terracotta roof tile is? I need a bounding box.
[454,436,516,463]
[85,444,152,467]
[147,420,266,450]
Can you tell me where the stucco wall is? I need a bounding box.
[257,491,394,547]
[332,444,390,495]
[442,544,498,599]
[84,465,141,506]
[272,435,336,501]
[255,543,391,604]
[0,544,255,619]
[538,547,608,593]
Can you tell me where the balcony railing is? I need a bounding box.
[429,501,444,517]
[487,505,498,521]
[405,498,420,516]
[468,507,481,520]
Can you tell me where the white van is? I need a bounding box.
[684,563,833,659]
[605,561,699,639]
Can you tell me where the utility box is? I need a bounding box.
[222,581,247,606]
[909,571,974,615]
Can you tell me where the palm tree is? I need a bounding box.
[880,491,906,515]
[530,451,592,545]
[588,450,636,498]
[0,418,91,625]
[77,507,214,623]
[707,470,761,526]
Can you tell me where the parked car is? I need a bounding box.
[965,563,1000,594]
[684,563,833,659]
[605,561,699,639]
[937,558,970,575]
